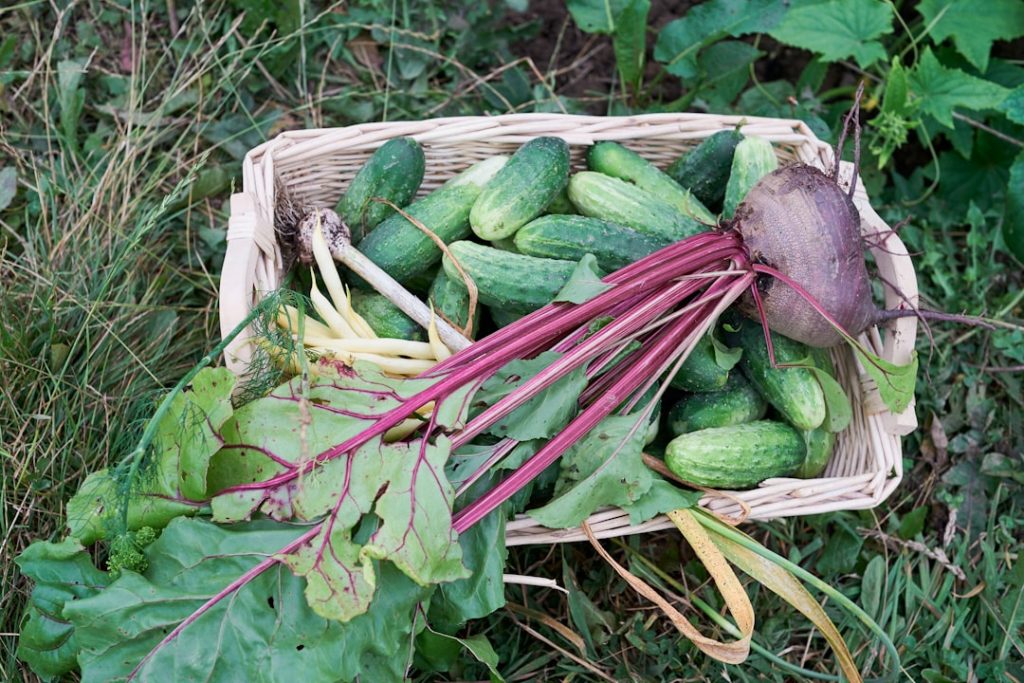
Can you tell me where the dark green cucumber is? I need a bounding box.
[587,141,714,223]
[665,420,806,489]
[357,156,507,286]
[669,333,731,393]
[471,136,570,240]
[666,129,744,213]
[442,241,575,315]
[513,214,668,272]
[667,375,767,436]
[546,187,576,215]
[797,427,836,478]
[733,322,826,431]
[428,268,479,338]
[489,307,525,328]
[350,290,425,341]
[567,172,705,242]
[722,136,778,219]
[335,137,425,243]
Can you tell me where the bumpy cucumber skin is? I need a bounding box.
[336,137,425,243]
[734,322,826,431]
[665,420,807,489]
[513,214,668,272]
[669,333,731,393]
[357,157,507,286]
[350,290,425,341]
[667,375,767,436]
[428,268,479,338]
[490,236,520,253]
[723,136,779,219]
[666,129,744,213]
[797,427,836,478]
[567,172,705,242]
[443,241,576,315]
[546,187,576,215]
[587,141,715,223]
[470,136,571,240]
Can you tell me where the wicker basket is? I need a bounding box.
[219,113,919,543]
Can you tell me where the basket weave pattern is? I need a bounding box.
[220,113,918,543]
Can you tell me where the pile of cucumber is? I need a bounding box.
[321,129,849,490]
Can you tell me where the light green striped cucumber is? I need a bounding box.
[568,171,705,242]
[350,291,425,341]
[443,241,576,315]
[335,137,425,243]
[428,268,479,338]
[669,333,731,393]
[733,321,826,431]
[513,214,668,272]
[357,156,508,285]
[667,375,767,436]
[587,141,715,223]
[723,136,778,218]
[470,136,570,240]
[666,129,744,213]
[665,420,806,489]
[797,427,836,478]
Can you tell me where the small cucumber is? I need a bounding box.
[723,136,778,219]
[797,427,836,478]
[667,375,767,436]
[443,241,576,315]
[357,156,508,286]
[428,268,479,338]
[471,136,571,240]
[567,172,705,242]
[490,236,520,253]
[666,129,744,213]
[546,187,576,215]
[350,290,425,341]
[669,333,731,393]
[489,307,525,328]
[733,321,826,431]
[665,420,806,489]
[336,137,425,243]
[513,214,668,272]
[587,141,715,223]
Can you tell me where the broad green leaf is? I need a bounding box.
[861,555,885,621]
[1000,85,1024,125]
[897,505,928,539]
[1004,151,1024,262]
[654,0,786,78]
[918,0,1024,72]
[420,628,505,682]
[566,0,631,33]
[0,166,15,211]
[816,525,863,574]
[553,254,610,304]
[612,0,650,89]
[770,0,893,68]
[859,348,918,414]
[882,57,912,118]
[710,331,743,371]
[808,366,853,433]
[697,40,762,108]
[64,518,431,683]
[528,412,653,528]
[67,367,237,544]
[937,133,1016,217]
[621,479,702,524]
[909,48,1010,128]
[473,351,588,441]
[15,539,109,680]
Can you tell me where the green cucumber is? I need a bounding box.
[470,136,570,240]
[723,136,778,219]
[733,321,826,431]
[667,375,767,436]
[357,156,508,286]
[443,241,576,315]
[669,333,731,393]
[490,236,520,253]
[587,141,715,223]
[797,427,836,478]
[665,420,806,489]
[513,214,668,272]
[567,172,705,242]
[350,291,424,342]
[666,129,744,213]
[489,307,524,328]
[336,137,425,243]
[546,187,576,215]
[428,268,479,338]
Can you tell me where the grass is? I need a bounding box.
[2,2,1022,681]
